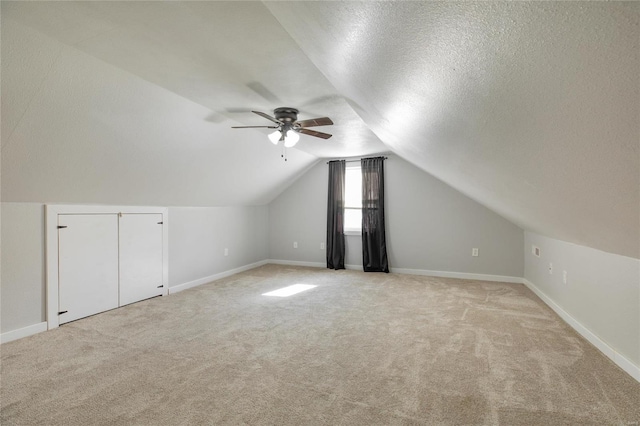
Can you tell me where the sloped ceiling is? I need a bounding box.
[1,1,387,207]
[1,2,638,258]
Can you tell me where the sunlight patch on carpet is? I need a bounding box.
[262,284,317,297]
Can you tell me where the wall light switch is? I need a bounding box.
[293,242,298,249]
[532,245,541,257]
[320,242,325,250]
[472,248,479,257]
[224,248,229,256]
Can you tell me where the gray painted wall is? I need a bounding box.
[524,231,640,367]
[269,156,524,277]
[168,206,268,287]
[1,203,46,333]
[1,202,269,334]
[269,162,328,263]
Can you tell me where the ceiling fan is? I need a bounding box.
[232,107,333,148]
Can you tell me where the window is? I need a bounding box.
[344,164,362,234]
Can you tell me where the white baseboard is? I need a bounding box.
[1,322,48,344]
[266,260,522,284]
[267,259,325,268]
[168,260,268,294]
[345,264,363,270]
[7,267,635,383]
[2,261,269,343]
[267,259,363,270]
[523,278,640,383]
[390,267,523,284]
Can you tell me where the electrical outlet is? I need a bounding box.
[224,248,228,256]
[472,248,479,257]
[548,263,553,274]
[563,270,567,284]
[293,241,298,249]
[320,242,325,250]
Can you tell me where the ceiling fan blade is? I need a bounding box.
[296,117,334,127]
[299,128,332,139]
[252,111,281,125]
[231,125,279,129]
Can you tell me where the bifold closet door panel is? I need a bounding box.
[58,214,119,324]
[119,214,164,306]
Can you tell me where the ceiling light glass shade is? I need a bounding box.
[284,130,300,148]
[268,130,281,145]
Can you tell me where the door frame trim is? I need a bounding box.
[45,204,169,330]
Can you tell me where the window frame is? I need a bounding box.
[344,163,362,235]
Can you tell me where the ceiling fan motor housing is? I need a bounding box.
[274,107,299,123]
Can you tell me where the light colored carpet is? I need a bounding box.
[1,264,638,425]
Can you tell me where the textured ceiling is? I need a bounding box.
[1,2,638,258]
[266,1,639,258]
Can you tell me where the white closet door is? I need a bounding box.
[58,214,119,324]
[119,214,164,306]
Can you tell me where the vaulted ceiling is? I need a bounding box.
[2,2,638,258]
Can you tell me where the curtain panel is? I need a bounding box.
[326,160,346,270]
[361,157,389,272]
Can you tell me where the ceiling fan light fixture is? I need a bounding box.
[268,130,281,145]
[284,130,300,147]
[232,107,333,153]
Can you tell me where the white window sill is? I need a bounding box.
[344,229,361,236]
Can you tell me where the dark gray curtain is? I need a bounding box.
[361,157,389,272]
[326,160,346,270]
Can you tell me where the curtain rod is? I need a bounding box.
[326,156,388,164]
